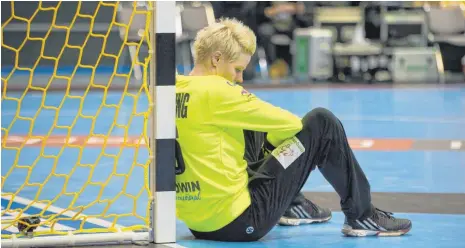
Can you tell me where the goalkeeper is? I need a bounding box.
[175,18,412,241]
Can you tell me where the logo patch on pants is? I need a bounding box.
[246,226,254,234]
[271,137,305,169]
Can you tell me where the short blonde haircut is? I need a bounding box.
[192,18,257,64]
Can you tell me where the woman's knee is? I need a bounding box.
[302,107,338,129]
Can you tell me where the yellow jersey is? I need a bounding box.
[175,75,302,232]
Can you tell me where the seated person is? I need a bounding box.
[175,18,412,241]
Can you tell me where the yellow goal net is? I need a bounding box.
[0,1,174,247]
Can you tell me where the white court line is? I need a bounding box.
[25,138,42,145]
[451,141,463,150]
[1,194,189,247]
[165,244,188,248]
[2,211,74,233]
[336,115,465,124]
[1,194,123,229]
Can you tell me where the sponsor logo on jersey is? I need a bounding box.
[176,93,190,119]
[176,180,201,201]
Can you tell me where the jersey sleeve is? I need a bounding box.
[208,80,303,147]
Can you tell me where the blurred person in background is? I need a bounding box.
[258,1,308,78]
[211,1,261,80]
[212,1,310,79]
[256,1,361,78]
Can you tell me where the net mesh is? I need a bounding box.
[1,1,154,238]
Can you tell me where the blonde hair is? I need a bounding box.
[192,18,257,64]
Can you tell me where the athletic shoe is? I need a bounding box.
[342,207,412,237]
[278,197,332,226]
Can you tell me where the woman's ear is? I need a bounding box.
[211,51,222,67]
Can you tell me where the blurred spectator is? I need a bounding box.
[211,1,311,79]
[210,1,259,33]
[258,2,308,78]
[210,1,261,80]
[210,1,372,80]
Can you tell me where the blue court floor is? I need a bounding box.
[176,212,465,248]
[2,85,465,247]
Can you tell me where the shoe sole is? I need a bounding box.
[341,224,412,237]
[278,215,332,226]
